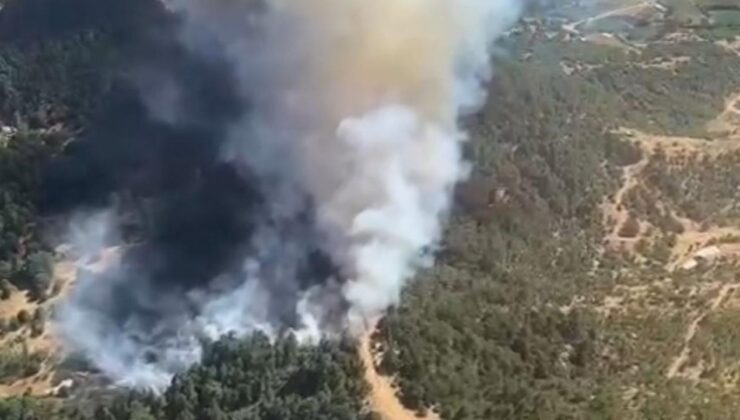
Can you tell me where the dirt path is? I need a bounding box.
[621,128,740,157]
[359,331,438,420]
[600,125,715,249]
[602,151,648,249]
[707,92,740,137]
[563,1,651,33]
[604,121,740,262]
[634,56,691,71]
[601,94,740,380]
[666,283,740,379]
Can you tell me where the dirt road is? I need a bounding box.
[359,331,438,420]
[666,283,740,378]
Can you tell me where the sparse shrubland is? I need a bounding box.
[0,341,44,382]
[643,150,740,225]
[589,42,740,137]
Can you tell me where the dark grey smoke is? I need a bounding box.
[42,0,343,388]
[42,0,520,388]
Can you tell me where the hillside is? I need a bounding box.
[375,1,740,419]
[0,0,739,419]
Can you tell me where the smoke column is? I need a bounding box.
[51,0,521,389]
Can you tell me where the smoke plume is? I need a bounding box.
[48,0,521,389]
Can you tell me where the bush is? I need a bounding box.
[0,280,11,300]
[0,343,44,382]
[15,309,30,325]
[7,318,19,332]
[29,308,44,337]
[618,216,641,238]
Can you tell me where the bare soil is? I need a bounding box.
[360,328,439,420]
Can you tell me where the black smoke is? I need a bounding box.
[38,0,342,384]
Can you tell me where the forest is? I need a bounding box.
[376,13,740,420]
[0,335,371,419]
[1,0,740,419]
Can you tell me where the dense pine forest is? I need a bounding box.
[0,335,369,419]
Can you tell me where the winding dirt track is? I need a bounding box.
[666,283,740,379]
[604,92,740,380]
[563,1,652,33]
[602,151,647,248]
[359,331,438,420]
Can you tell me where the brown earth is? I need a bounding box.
[0,246,120,397]
[666,282,740,379]
[0,257,75,397]
[360,327,439,420]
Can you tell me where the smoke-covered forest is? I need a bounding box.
[1,0,740,419]
[0,1,374,416]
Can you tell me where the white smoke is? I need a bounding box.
[58,0,522,388]
[169,0,521,330]
[59,212,202,389]
[330,106,465,329]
